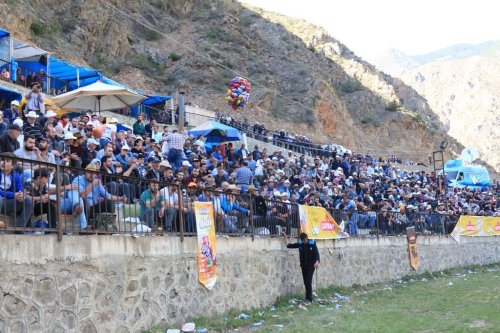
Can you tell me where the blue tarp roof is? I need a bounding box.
[0,28,9,39]
[49,58,101,89]
[0,86,22,104]
[143,95,172,105]
[188,120,241,143]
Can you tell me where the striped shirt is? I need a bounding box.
[22,122,43,139]
[165,133,187,150]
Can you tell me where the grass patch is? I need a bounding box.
[169,52,182,62]
[183,263,500,333]
[143,29,162,41]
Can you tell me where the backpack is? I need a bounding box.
[94,213,117,232]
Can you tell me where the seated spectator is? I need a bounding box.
[0,153,34,228]
[220,187,249,233]
[3,100,20,124]
[14,134,42,180]
[100,155,132,203]
[22,111,44,139]
[140,173,164,229]
[0,112,8,136]
[72,163,126,225]
[28,168,58,228]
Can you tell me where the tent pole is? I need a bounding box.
[178,92,185,132]
[98,95,101,115]
[8,33,13,75]
[77,68,80,87]
[46,53,51,94]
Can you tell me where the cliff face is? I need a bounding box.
[371,42,500,172]
[399,57,500,172]
[1,0,464,163]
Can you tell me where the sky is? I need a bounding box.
[240,0,500,59]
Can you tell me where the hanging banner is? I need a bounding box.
[450,216,500,243]
[406,226,419,270]
[194,201,217,290]
[298,205,349,239]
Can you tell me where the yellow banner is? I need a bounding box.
[298,205,349,239]
[450,216,500,243]
[194,202,217,290]
[407,227,419,271]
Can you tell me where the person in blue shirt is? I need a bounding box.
[0,153,34,228]
[72,163,127,221]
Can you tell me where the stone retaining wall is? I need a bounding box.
[0,235,498,332]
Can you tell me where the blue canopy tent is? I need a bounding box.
[188,120,241,149]
[131,95,172,119]
[0,86,22,108]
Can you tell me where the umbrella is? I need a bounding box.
[51,81,145,113]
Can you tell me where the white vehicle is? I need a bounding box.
[322,144,352,156]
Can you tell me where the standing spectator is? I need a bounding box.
[133,115,145,135]
[282,232,320,305]
[145,119,156,136]
[235,161,253,194]
[24,83,45,115]
[165,130,187,169]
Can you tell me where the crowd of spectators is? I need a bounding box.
[0,92,498,235]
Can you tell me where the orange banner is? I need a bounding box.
[194,202,217,290]
[407,227,419,270]
[298,205,349,239]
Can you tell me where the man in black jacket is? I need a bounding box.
[282,232,320,304]
[0,124,22,153]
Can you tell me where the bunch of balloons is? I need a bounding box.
[226,76,251,110]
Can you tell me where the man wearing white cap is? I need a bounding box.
[81,138,99,168]
[115,145,131,168]
[3,100,20,123]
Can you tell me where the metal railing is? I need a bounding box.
[0,155,459,240]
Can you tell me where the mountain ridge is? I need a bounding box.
[1,0,471,167]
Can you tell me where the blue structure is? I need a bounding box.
[188,120,241,149]
[0,27,171,115]
[444,159,491,190]
[0,86,22,106]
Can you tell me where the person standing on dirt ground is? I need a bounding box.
[282,232,320,304]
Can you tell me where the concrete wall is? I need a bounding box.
[0,235,498,333]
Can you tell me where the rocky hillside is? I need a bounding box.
[0,0,465,163]
[371,43,500,172]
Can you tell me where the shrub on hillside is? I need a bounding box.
[385,99,401,112]
[30,20,45,36]
[340,77,363,93]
